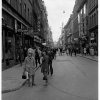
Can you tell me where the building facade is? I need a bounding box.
[87,0,98,55]
[63,14,73,49]
[2,0,49,69]
[2,0,34,68]
[72,0,98,55]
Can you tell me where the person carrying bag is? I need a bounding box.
[22,48,36,87]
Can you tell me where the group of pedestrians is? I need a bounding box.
[66,47,77,56]
[22,47,55,86]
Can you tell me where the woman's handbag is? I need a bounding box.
[22,71,28,79]
[22,73,26,79]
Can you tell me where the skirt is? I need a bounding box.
[26,67,35,76]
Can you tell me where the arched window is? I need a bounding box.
[94,13,96,25]
[19,0,22,14]
[84,4,86,15]
[92,15,93,27]
[90,16,91,28]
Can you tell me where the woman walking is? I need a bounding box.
[23,48,36,87]
[41,51,49,84]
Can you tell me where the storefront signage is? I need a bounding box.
[34,36,41,43]
[91,32,94,37]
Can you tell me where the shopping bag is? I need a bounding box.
[22,71,28,79]
[22,73,26,79]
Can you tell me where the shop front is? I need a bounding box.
[89,28,98,55]
[2,11,15,69]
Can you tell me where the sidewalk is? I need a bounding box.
[77,54,98,62]
[2,64,27,93]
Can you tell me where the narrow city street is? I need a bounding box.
[2,54,98,100]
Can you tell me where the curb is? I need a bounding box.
[2,80,27,94]
[78,55,98,62]
[2,66,40,94]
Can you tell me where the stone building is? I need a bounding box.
[2,0,34,68]
[72,0,98,54]
[2,0,49,69]
[87,0,98,55]
[64,14,73,49]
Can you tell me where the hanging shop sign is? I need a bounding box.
[15,20,17,32]
[34,36,41,43]
[91,32,94,37]
[90,32,95,40]
[42,43,46,46]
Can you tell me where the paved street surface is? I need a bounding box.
[2,64,27,93]
[2,55,98,100]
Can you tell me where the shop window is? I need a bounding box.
[24,3,26,16]
[28,8,29,20]
[84,4,86,16]
[92,15,93,27]
[5,33,14,60]
[19,0,22,14]
[78,14,80,23]
[94,13,96,26]
[7,0,11,4]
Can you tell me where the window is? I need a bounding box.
[24,3,26,17]
[78,14,80,23]
[19,0,22,13]
[84,4,86,15]
[28,8,29,18]
[92,15,93,27]
[24,3,26,12]
[94,13,96,26]
[16,0,18,9]
[19,0,22,6]
[7,0,11,4]
[90,16,91,28]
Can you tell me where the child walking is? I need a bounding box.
[23,48,36,87]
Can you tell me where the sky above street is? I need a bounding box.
[43,0,75,42]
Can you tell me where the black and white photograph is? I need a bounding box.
[1,0,98,100]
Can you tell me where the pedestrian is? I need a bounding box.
[84,47,87,56]
[87,47,90,55]
[66,48,69,55]
[23,48,36,87]
[48,50,53,76]
[74,48,77,56]
[24,47,27,59]
[41,51,49,84]
[70,47,73,56]
[35,47,40,67]
[18,46,23,66]
[58,48,60,56]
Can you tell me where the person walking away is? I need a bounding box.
[58,48,60,56]
[18,47,23,66]
[84,47,87,56]
[66,48,69,56]
[48,50,53,76]
[41,51,49,84]
[24,47,27,59]
[74,48,77,56]
[38,48,42,61]
[54,49,57,59]
[23,48,36,86]
[69,48,71,55]
[87,47,90,55]
[70,47,73,56]
[35,48,40,67]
